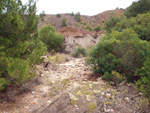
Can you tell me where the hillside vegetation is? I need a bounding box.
[0,0,150,112]
[86,0,150,101]
[38,9,124,32]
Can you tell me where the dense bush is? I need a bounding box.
[86,29,149,82]
[61,18,67,27]
[72,46,86,58]
[114,13,150,41]
[105,13,150,41]
[104,16,121,33]
[38,25,64,52]
[0,0,47,90]
[125,0,150,18]
[137,46,150,99]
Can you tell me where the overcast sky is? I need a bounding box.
[22,0,136,16]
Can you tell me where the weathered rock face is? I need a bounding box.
[61,34,103,53]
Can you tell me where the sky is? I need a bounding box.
[22,0,136,16]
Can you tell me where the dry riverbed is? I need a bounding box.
[0,54,149,113]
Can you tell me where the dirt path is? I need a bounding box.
[0,54,150,113]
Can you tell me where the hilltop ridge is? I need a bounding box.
[38,9,124,36]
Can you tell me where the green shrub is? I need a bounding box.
[93,19,96,22]
[137,53,150,99]
[86,29,149,82]
[102,72,113,82]
[38,25,64,52]
[114,13,150,41]
[94,25,101,31]
[61,18,67,27]
[111,71,125,84]
[74,22,79,27]
[86,25,92,31]
[72,46,86,58]
[104,16,121,33]
[56,14,61,18]
[0,0,47,90]
[105,13,150,41]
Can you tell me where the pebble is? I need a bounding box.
[47,100,52,103]
[110,109,114,112]
[106,93,111,98]
[32,91,35,94]
[101,92,105,96]
[124,97,130,102]
[139,92,142,96]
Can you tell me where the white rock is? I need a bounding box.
[124,97,130,102]
[86,95,92,101]
[110,109,114,112]
[32,91,35,94]
[69,93,78,101]
[47,100,52,103]
[139,92,142,96]
[106,93,111,98]
[101,92,105,95]
[104,108,110,112]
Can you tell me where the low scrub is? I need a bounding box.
[72,46,86,58]
[94,25,101,31]
[61,18,67,27]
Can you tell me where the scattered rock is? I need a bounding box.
[47,100,52,103]
[106,93,111,98]
[124,97,130,102]
[102,92,105,96]
[139,92,142,96]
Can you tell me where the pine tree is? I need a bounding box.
[0,0,47,90]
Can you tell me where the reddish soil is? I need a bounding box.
[58,27,104,37]
[38,9,124,36]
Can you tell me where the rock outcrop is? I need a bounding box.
[61,34,104,53]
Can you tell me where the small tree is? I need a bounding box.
[38,25,64,51]
[75,12,81,22]
[0,0,47,90]
[56,14,61,18]
[70,12,74,16]
[40,11,46,20]
[86,24,92,31]
[61,18,67,27]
